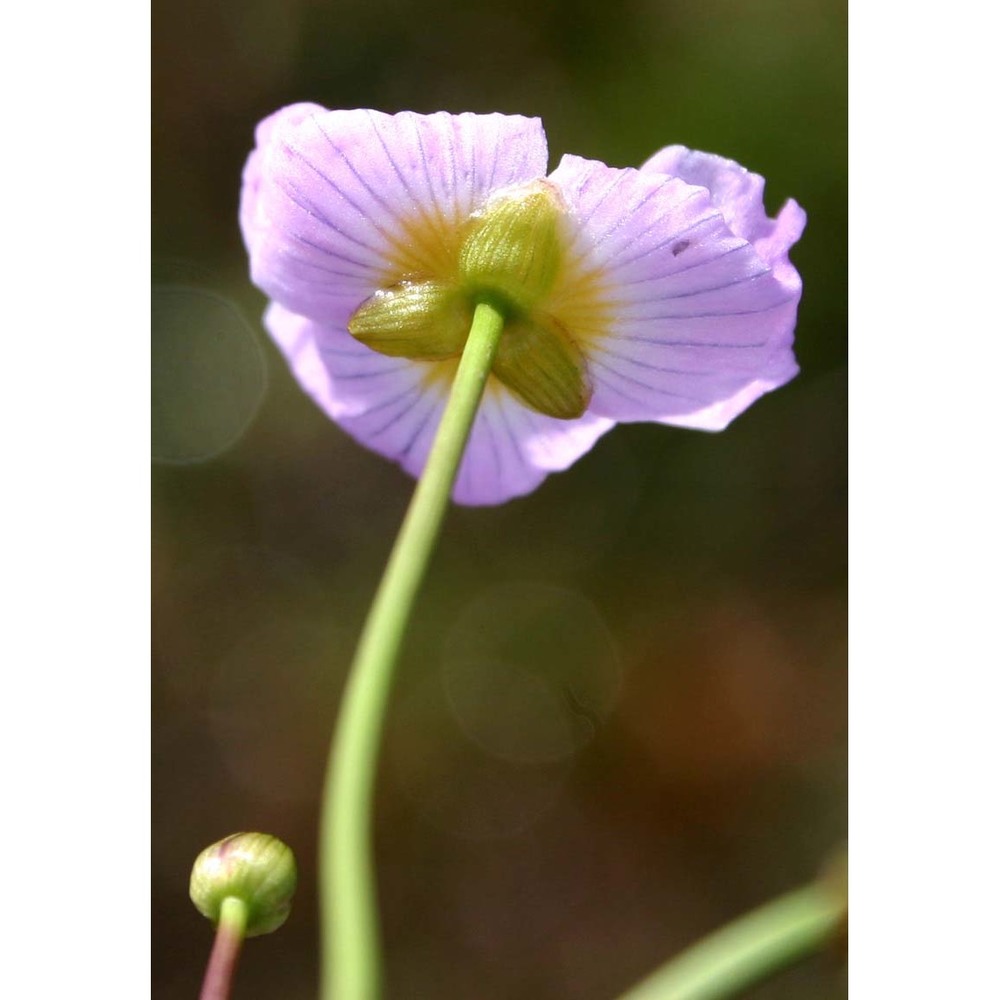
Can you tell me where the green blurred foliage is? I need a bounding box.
[153,0,846,996]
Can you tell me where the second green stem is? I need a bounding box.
[616,880,845,1000]
[320,300,506,1000]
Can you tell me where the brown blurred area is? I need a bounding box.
[153,0,846,996]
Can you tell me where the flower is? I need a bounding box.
[240,106,805,505]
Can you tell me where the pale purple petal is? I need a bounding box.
[548,154,802,430]
[641,146,806,293]
[240,103,327,262]
[340,377,448,481]
[265,301,427,421]
[265,302,612,506]
[452,391,613,506]
[241,108,549,323]
[639,146,805,264]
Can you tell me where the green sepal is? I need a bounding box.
[458,182,565,314]
[348,280,471,360]
[493,315,592,419]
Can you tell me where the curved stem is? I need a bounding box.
[616,881,846,1000]
[199,896,249,1000]
[320,300,506,1000]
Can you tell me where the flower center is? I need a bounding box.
[347,182,593,420]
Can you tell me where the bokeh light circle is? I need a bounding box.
[443,582,621,765]
[152,285,267,463]
[391,675,573,840]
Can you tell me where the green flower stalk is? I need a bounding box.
[321,300,506,1000]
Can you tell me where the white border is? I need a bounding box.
[1,3,149,994]
[851,2,998,996]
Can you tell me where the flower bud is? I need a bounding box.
[458,181,566,315]
[189,832,297,937]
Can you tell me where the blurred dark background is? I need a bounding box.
[152,0,846,997]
